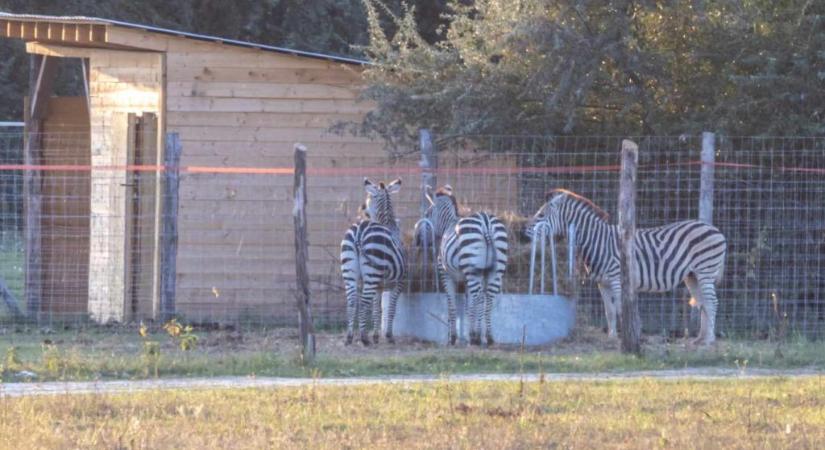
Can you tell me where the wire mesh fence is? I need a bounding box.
[0,130,823,340]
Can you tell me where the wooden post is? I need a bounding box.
[293,143,315,363]
[419,129,437,216]
[699,132,715,224]
[24,54,57,318]
[159,133,181,321]
[619,139,642,355]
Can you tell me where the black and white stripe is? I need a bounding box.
[340,178,407,345]
[424,185,508,345]
[526,189,727,344]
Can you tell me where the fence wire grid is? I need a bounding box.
[0,131,823,340]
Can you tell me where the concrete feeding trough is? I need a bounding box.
[382,221,576,346]
[381,292,574,346]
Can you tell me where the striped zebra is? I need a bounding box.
[525,189,727,344]
[340,178,407,346]
[423,185,508,346]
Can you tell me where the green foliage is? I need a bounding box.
[360,0,825,148]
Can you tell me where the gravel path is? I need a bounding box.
[2,368,822,398]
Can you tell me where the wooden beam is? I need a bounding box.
[29,55,58,121]
[104,26,169,51]
[0,20,8,37]
[124,113,138,322]
[160,133,182,321]
[26,42,93,58]
[81,58,91,113]
[619,139,642,355]
[23,54,49,318]
[293,143,315,362]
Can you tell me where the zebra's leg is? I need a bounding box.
[343,274,359,345]
[440,263,459,345]
[684,275,707,344]
[466,273,485,346]
[484,271,503,347]
[697,277,719,345]
[360,276,379,346]
[372,288,382,344]
[598,281,618,339]
[385,277,405,344]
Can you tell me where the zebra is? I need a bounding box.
[422,185,508,346]
[525,189,727,345]
[340,178,407,346]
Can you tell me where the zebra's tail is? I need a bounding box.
[715,251,726,285]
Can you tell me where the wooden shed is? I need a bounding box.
[0,12,391,324]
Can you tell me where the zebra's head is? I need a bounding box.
[420,184,459,243]
[524,189,610,241]
[524,191,567,242]
[363,178,401,227]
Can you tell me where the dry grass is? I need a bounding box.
[2,376,824,448]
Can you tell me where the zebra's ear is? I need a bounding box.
[364,178,380,196]
[386,178,402,194]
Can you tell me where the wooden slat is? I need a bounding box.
[166,111,365,128]
[167,97,374,114]
[30,56,58,121]
[170,51,336,69]
[166,66,362,85]
[167,81,358,100]
[0,20,8,37]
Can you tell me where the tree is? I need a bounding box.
[357,0,825,148]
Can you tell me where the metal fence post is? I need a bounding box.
[619,139,642,355]
[159,133,181,322]
[699,132,716,224]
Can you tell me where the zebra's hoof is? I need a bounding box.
[385,333,395,344]
[486,336,495,347]
[345,335,353,346]
[449,335,457,346]
[372,334,380,345]
[469,334,482,346]
[360,333,371,346]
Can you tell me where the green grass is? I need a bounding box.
[1,326,822,382]
[0,239,24,320]
[2,377,824,448]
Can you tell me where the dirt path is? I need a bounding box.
[2,368,822,398]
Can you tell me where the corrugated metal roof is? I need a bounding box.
[0,12,369,65]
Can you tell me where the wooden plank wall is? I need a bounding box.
[161,38,519,323]
[87,50,162,323]
[40,97,90,317]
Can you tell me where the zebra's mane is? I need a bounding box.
[434,186,459,213]
[546,188,610,221]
